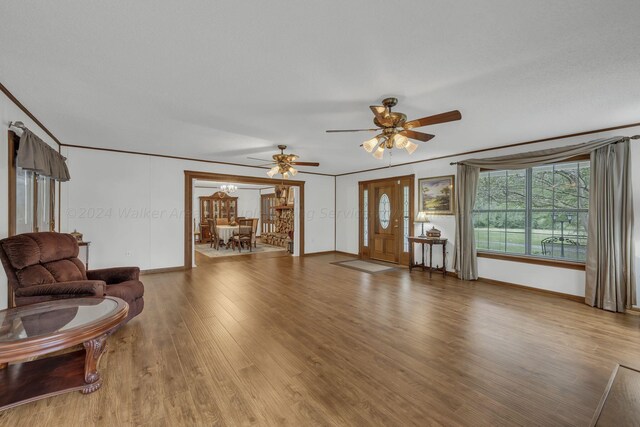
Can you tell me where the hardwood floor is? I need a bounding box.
[2,253,640,426]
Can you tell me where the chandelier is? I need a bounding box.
[220,184,237,194]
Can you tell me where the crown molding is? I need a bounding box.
[4,81,638,177]
[336,121,640,176]
[0,81,62,146]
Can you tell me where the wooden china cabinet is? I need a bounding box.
[199,192,238,242]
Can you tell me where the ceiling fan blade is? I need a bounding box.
[290,162,320,167]
[399,130,436,142]
[403,110,462,129]
[326,128,381,133]
[247,156,273,162]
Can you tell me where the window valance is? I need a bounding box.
[456,136,628,170]
[17,129,70,181]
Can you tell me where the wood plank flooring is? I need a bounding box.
[1,252,640,426]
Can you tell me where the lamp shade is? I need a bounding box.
[267,166,280,177]
[415,211,429,223]
[363,136,380,153]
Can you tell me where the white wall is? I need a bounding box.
[1,92,60,309]
[59,147,335,272]
[336,126,640,299]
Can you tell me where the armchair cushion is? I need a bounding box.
[87,267,140,285]
[106,280,144,302]
[15,280,106,298]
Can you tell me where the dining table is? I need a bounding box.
[216,224,239,247]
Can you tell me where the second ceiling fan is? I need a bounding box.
[326,97,461,159]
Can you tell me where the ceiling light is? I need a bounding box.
[405,141,418,155]
[362,136,380,152]
[282,171,290,179]
[220,184,237,194]
[288,167,298,176]
[393,133,408,149]
[267,166,279,177]
[373,146,384,160]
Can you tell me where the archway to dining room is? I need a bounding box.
[183,171,304,269]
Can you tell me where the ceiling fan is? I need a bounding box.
[248,145,320,179]
[326,97,461,159]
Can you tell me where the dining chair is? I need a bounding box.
[250,218,259,248]
[231,219,253,252]
[208,219,224,249]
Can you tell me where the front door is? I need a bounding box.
[360,175,414,265]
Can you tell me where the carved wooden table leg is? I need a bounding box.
[81,334,108,394]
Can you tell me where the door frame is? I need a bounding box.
[184,170,305,269]
[358,174,415,265]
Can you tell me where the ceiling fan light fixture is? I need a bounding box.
[267,166,280,177]
[393,133,409,149]
[282,171,290,179]
[405,141,418,155]
[362,136,380,153]
[288,166,298,176]
[373,146,385,160]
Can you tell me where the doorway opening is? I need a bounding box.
[184,171,304,269]
[359,175,414,265]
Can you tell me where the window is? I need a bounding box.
[473,159,590,262]
[9,132,56,235]
[363,189,368,246]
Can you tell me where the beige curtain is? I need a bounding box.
[17,130,70,181]
[458,137,623,170]
[454,164,479,280]
[454,136,636,311]
[585,142,636,312]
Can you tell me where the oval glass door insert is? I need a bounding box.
[379,193,390,229]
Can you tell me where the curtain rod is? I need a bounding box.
[449,135,640,165]
[8,120,27,131]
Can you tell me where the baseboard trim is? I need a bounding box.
[627,307,640,316]
[478,276,584,303]
[141,266,186,275]
[336,251,359,257]
[303,250,359,257]
[303,250,337,256]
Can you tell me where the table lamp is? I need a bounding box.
[415,211,429,237]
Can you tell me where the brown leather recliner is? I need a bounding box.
[0,232,144,324]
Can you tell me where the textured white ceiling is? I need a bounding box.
[1,1,639,174]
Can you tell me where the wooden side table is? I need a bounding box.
[0,297,128,410]
[408,236,448,277]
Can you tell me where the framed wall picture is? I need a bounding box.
[418,175,455,215]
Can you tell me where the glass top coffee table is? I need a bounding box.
[0,297,128,410]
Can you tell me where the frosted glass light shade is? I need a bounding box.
[289,167,298,176]
[373,146,384,160]
[393,133,408,149]
[362,136,380,152]
[267,166,279,177]
[405,141,418,154]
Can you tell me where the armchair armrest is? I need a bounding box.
[87,267,140,284]
[15,280,106,298]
